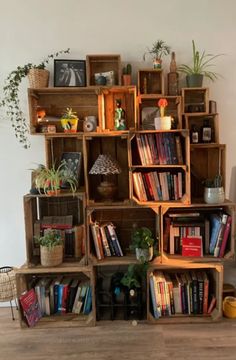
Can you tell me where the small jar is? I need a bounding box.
[191,124,199,144]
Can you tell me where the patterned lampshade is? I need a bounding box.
[89,154,121,175]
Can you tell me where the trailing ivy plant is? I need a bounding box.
[0,48,70,148]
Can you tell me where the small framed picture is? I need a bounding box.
[54,60,86,87]
[60,152,83,187]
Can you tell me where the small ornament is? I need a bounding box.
[114,99,126,130]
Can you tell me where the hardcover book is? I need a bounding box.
[19,288,42,327]
[182,236,203,257]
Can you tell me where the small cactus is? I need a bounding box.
[203,174,222,188]
[122,63,132,75]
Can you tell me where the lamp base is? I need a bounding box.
[97,181,117,201]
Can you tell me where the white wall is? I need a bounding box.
[1,0,236,272]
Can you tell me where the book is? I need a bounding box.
[49,276,63,314]
[107,223,123,256]
[207,295,217,314]
[83,285,92,315]
[149,272,160,319]
[41,215,73,229]
[19,288,42,327]
[100,224,112,257]
[219,215,232,258]
[214,213,228,257]
[209,214,223,255]
[67,278,79,313]
[182,236,203,257]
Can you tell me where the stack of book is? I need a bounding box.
[29,276,92,317]
[150,270,216,319]
[133,171,183,202]
[90,222,123,260]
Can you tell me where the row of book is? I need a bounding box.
[163,211,231,258]
[19,276,92,327]
[135,133,184,166]
[133,171,183,202]
[149,270,216,319]
[33,215,84,258]
[90,222,123,260]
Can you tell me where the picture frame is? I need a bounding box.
[60,152,83,188]
[54,60,86,87]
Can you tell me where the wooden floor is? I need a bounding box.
[1,307,236,360]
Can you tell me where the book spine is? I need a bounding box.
[219,215,232,258]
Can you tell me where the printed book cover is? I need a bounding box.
[19,288,42,327]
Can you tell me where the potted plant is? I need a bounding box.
[122,63,132,86]
[130,226,155,262]
[0,48,70,148]
[34,161,77,196]
[143,39,171,69]
[61,107,79,133]
[178,40,223,87]
[35,229,63,267]
[203,174,225,204]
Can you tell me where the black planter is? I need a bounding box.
[186,74,203,87]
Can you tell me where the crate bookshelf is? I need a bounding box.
[17,79,235,327]
[16,265,95,328]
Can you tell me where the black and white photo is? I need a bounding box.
[54,60,86,87]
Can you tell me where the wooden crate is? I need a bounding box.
[182,88,209,115]
[23,193,86,266]
[137,69,164,95]
[98,86,137,131]
[147,261,223,323]
[138,95,182,130]
[184,113,219,144]
[190,144,226,201]
[28,87,99,134]
[129,130,191,206]
[86,55,121,86]
[87,205,159,265]
[16,265,95,328]
[160,203,235,262]
[84,134,129,204]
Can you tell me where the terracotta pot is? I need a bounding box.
[122,74,131,86]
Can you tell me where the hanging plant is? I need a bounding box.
[0,48,70,148]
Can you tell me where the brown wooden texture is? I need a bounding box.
[190,144,226,200]
[138,69,164,95]
[86,55,121,86]
[28,87,99,134]
[182,87,209,114]
[98,86,136,131]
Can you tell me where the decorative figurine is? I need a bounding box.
[114,99,126,130]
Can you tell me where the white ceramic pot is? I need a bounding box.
[204,187,225,204]
[135,247,153,262]
[154,116,171,130]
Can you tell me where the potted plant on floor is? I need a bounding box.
[178,40,223,87]
[143,39,171,69]
[130,226,155,262]
[35,229,63,267]
[33,161,77,196]
[0,48,70,148]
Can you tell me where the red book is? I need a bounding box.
[182,236,203,257]
[219,215,232,258]
[19,288,42,327]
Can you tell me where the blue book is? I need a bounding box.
[83,286,92,315]
[209,214,222,255]
[149,273,160,319]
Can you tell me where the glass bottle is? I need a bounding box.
[191,124,199,144]
[201,118,212,143]
[168,52,179,95]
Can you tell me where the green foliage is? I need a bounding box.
[34,160,77,194]
[178,40,223,80]
[0,48,70,148]
[122,63,132,75]
[120,263,148,289]
[203,174,222,188]
[61,107,78,119]
[130,226,155,250]
[143,40,171,61]
[35,229,63,249]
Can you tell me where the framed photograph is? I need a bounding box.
[60,152,83,188]
[54,60,86,87]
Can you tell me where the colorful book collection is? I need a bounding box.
[150,270,216,319]
[164,211,231,258]
[135,133,184,166]
[25,276,92,319]
[133,171,183,202]
[90,222,123,260]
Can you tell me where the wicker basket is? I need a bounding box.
[28,68,50,88]
[40,245,63,267]
[0,267,17,302]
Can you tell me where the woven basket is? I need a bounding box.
[0,267,17,302]
[28,68,50,88]
[40,245,63,267]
